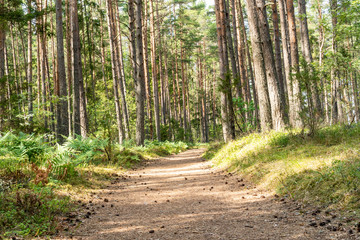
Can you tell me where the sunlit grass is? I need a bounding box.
[204,124,360,212]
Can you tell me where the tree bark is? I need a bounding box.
[255,0,286,130]
[215,0,235,142]
[106,0,125,144]
[113,1,131,138]
[245,0,272,131]
[149,0,161,140]
[0,0,5,130]
[55,0,69,142]
[271,0,286,110]
[66,0,73,135]
[129,0,145,145]
[286,0,303,127]
[70,0,88,137]
[142,0,154,139]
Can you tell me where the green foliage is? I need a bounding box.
[0,131,192,237]
[233,98,256,132]
[0,184,71,237]
[204,124,360,212]
[296,58,321,134]
[0,132,49,164]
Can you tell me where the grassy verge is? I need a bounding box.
[204,124,360,213]
[0,133,190,238]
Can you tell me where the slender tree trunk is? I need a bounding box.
[245,0,272,131]
[351,71,360,122]
[129,0,145,145]
[66,0,72,135]
[10,25,22,113]
[0,0,5,130]
[156,1,166,126]
[215,0,234,142]
[55,0,69,142]
[142,0,154,139]
[224,0,240,103]
[238,0,257,127]
[271,0,286,109]
[106,0,125,144]
[99,13,109,98]
[278,0,291,110]
[149,0,161,140]
[174,10,182,126]
[286,0,303,127]
[164,47,172,139]
[70,0,88,137]
[212,62,217,138]
[255,0,286,130]
[181,45,187,138]
[27,0,33,124]
[113,1,130,138]
[235,0,249,108]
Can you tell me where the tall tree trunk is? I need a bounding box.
[255,0,286,130]
[286,0,303,127]
[27,0,33,124]
[212,63,217,138]
[37,0,48,129]
[245,0,272,131]
[351,71,360,122]
[278,0,291,110]
[234,0,249,109]
[10,24,22,114]
[215,0,235,142]
[99,12,109,98]
[55,0,69,142]
[129,0,145,145]
[114,1,131,138]
[238,0,258,128]
[149,0,161,140]
[181,44,187,138]
[70,0,88,137]
[106,0,125,144]
[223,0,237,137]
[142,0,154,139]
[271,0,286,110]
[164,47,172,139]
[0,0,5,130]
[66,0,73,135]
[156,1,166,126]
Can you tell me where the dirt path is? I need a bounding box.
[66,149,354,239]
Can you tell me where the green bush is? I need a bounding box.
[0,184,71,237]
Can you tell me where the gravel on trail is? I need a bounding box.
[59,148,357,240]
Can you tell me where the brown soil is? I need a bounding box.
[60,149,358,239]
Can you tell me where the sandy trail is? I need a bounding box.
[68,148,352,240]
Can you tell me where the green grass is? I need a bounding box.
[0,132,191,238]
[204,124,360,212]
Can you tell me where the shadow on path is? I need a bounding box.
[64,149,351,240]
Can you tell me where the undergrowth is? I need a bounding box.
[0,132,190,238]
[204,124,360,213]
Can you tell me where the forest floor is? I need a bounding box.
[57,148,357,240]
